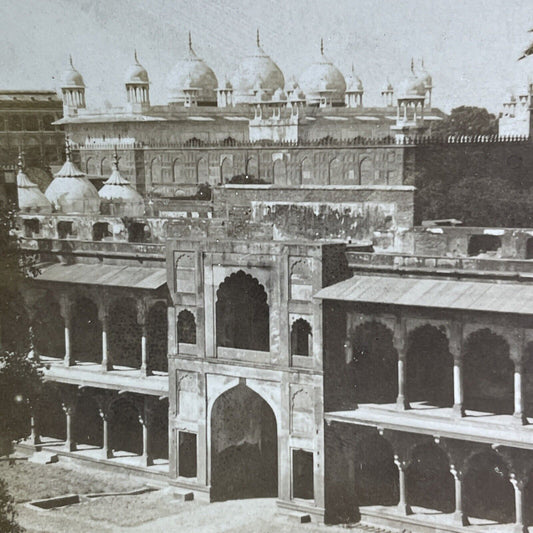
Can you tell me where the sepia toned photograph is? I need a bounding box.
[2,1,533,531]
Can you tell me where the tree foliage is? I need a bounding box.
[416,176,533,227]
[0,479,23,533]
[0,205,42,456]
[432,106,498,137]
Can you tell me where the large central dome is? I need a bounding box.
[231,31,285,104]
[167,34,218,104]
[299,41,346,105]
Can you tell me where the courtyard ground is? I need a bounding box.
[1,458,379,533]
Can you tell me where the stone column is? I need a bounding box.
[62,402,76,452]
[139,398,153,467]
[137,300,150,377]
[450,321,465,417]
[101,312,111,371]
[394,456,412,515]
[141,323,148,376]
[513,362,527,425]
[450,465,469,526]
[394,317,410,410]
[28,406,41,446]
[60,295,73,366]
[98,407,112,459]
[510,474,527,533]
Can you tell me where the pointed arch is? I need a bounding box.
[215,270,269,352]
[210,383,278,501]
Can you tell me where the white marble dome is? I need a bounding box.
[231,32,285,104]
[167,36,218,104]
[125,51,149,84]
[99,155,144,216]
[45,146,100,214]
[299,41,346,105]
[16,156,52,214]
[61,56,85,88]
[398,63,427,99]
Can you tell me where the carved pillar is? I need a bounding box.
[450,320,465,417]
[510,332,527,425]
[450,465,469,526]
[28,405,41,446]
[59,294,73,366]
[510,474,527,533]
[394,317,410,410]
[61,400,76,452]
[137,300,150,377]
[98,297,111,371]
[513,362,527,425]
[139,397,153,467]
[96,395,113,459]
[394,455,412,515]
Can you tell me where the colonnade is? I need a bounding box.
[31,387,167,467]
[345,313,532,425]
[29,290,169,375]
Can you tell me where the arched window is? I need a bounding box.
[197,158,208,182]
[273,159,286,185]
[100,157,112,177]
[301,158,312,184]
[216,270,269,352]
[291,319,312,356]
[150,157,162,184]
[172,158,183,182]
[177,309,196,345]
[86,157,98,176]
[148,302,168,372]
[220,157,232,183]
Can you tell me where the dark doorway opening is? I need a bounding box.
[210,384,277,501]
[467,234,501,256]
[293,449,314,500]
[179,431,197,478]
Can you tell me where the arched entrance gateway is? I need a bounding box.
[210,384,278,501]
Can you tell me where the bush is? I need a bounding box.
[0,479,23,533]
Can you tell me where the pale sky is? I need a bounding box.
[2,0,533,113]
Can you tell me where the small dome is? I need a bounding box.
[61,55,85,88]
[398,62,426,99]
[45,143,100,214]
[231,31,285,104]
[299,40,346,105]
[16,154,52,214]
[382,80,394,92]
[219,78,233,90]
[346,66,363,92]
[272,87,287,101]
[167,34,218,104]
[418,59,432,87]
[99,153,144,216]
[125,51,149,84]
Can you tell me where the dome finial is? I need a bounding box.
[65,137,72,162]
[113,146,119,171]
[410,57,415,73]
[320,38,324,55]
[134,49,139,64]
[256,28,260,47]
[17,149,25,173]
[188,30,192,51]
[69,54,74,68]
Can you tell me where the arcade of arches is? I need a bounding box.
[331,313,533,421]
[32,383,168,466]
[26,291,169,375]
[325,422,533,530]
